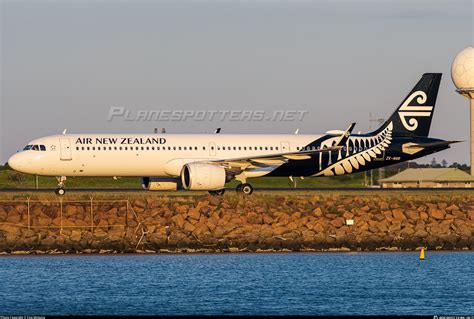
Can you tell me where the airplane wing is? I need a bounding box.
[201,123,356,174]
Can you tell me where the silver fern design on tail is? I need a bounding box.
[314,122,393,177]
[398,91,433,131]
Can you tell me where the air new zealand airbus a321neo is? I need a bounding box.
[8,73,459,195]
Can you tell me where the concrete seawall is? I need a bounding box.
[0,193,473,254]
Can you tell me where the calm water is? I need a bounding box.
[0,252,472,315]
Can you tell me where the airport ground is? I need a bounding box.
[0,190,472,254]
[0,166,368,189]
[1,162,468,190]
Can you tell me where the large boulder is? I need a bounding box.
[330,217,345,228]
[70,230,82,242]
[0,224,20,235]
[187,208,201,221]
[312,207,323,217]
[405,210,419,221]
[171,214,186,229]
[429,209,445,220]
[392,209,406,221]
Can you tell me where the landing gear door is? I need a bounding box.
[59,138,72,161]
[280,141,290,153]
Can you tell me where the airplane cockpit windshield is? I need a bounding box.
[23,144,46,151]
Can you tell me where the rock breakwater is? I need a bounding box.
[0,193,473,254]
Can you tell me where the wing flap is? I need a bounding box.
[283,154,312,160]
[250,158,288,165]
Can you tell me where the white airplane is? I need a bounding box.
[8,73,457,195]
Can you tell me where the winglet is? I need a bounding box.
[335,123,356,147]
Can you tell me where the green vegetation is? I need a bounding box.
[0,160,468,190]
[0,168,140,189]
[0,166,366,189]
[226,173,366,188]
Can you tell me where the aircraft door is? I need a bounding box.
[280,141,290,153]
[59,138,72,161]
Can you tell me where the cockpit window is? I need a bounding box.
[23,144,46,151]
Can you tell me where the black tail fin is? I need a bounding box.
[377,73,442,137]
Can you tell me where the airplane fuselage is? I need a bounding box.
[8,128,448,179]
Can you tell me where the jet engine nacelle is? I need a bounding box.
[141,177,180,191]
[181,163,228,190]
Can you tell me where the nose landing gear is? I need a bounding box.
[55,176,67,196]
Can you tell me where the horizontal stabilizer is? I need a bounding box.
[402,140,461,155]
[405,141,462,149]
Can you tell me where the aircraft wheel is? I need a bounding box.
[55,188,66,196]
[209,189,225,196]
[240,183,253,195]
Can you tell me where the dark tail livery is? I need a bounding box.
[377,73,442,137]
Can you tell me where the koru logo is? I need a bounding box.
[398,90,433,131]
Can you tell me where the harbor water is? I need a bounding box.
[0,252,472,315]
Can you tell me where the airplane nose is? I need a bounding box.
[8,153,26,172]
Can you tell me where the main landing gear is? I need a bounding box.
[55,176,67,196]
[236,183,253,195]
[208,183,254,196]
[208,189,225,196]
